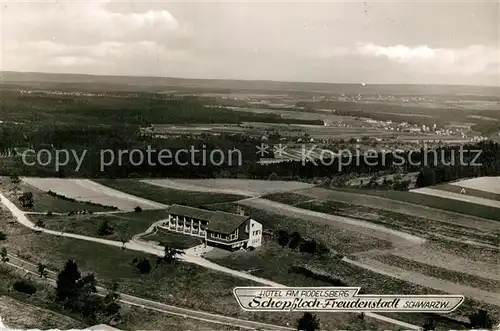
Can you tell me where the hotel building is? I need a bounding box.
[158,204,262,251]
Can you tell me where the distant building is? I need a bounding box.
[159,204,263,251]
[86,324,122,331]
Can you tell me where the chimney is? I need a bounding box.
[237,205,245,216]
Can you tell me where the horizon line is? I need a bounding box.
[1,70,499,89]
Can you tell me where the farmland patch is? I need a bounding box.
[142,178,314,197]
[411,187,500,209]
[96,179,245,206]
[21,178,167,211]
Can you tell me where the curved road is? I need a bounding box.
[0,193,420,330]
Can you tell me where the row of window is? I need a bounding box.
[252,230,261,236]
[211,229,239,241]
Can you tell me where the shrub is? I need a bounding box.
[35,220,45,228]
[289,265,348,287]
[98,220,114,236]
[10,174,20,183]
[134,206,143,213]
[0,232,6,241]
[136,258,152,274]
[288,232,302,249]
[19,191,34,208]
[13,280,37,295]
[276,230,290,247]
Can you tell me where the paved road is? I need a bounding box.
[3,255,294,331]
[0,193,421,330]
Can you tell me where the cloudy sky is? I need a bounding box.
[1,0,499,85]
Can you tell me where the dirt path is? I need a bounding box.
[296,187,500,232]
[240,198,425,247]
[345,258,500,306]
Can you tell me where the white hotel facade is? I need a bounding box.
[158,204,262,250]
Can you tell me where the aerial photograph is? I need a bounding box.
[0,0,499,330]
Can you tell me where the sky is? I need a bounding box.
[1,0,499,86]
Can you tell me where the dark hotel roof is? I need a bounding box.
[168,204,249,234]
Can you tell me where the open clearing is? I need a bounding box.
[206,243,484,328]
[265,191,499,247]
[0,211,396,331]
[26,209,172,241]
[371,254,500,292]
[141,228,203,249]
[450,176,500,194]
[294,187,500,231]
[206,202,395,254]
[0,295,84,330]
[237,198,424,247]
[21,177,167,211]
[142,178,314,197]
[0,180,117,214]
[432,183,500,202]
[348,258,500,306]
[96,179,246,206]
[331,187,500,222]
[411,187,500,209]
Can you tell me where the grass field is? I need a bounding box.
[1,179,116,213]
[294,187,500,232]
[120,305,244,331]
[25,209,172,241]
[411,187,500,209]
[207,242,494,329]
[0,210,260,319]
[205,202,394,254]
[450,176,500,194]
[0,267,87,330]
[371,254,500,293]
[96,179,245,206]
[141,228,203,249]
[0,265,247,331]
[263,192,315,205]
[263,192,498,247]
[336,188,500,222]
[423,239,500,266]
[0,207,400,330]
[435,183,500,201]
[20,178,166,211]
[142,178,315,197]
